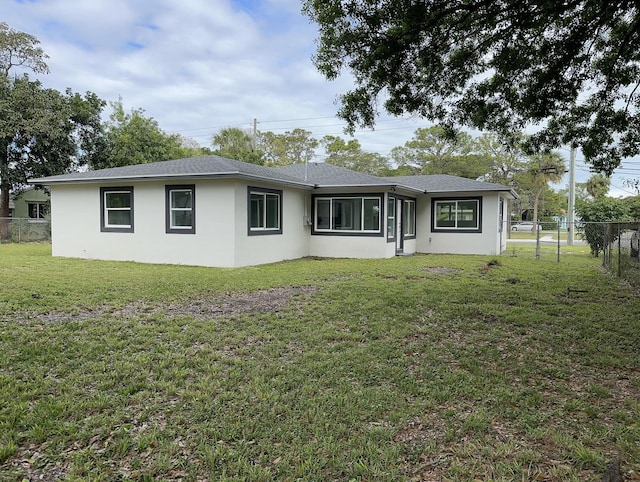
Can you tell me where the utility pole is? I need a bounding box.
[252,118,258,151]
[567,145,576,245]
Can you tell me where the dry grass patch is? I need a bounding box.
[16,286,318,324]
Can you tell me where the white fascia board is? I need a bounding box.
[313,183,425,194]
[28,172,315,189]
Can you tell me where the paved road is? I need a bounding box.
[508,235,586,245]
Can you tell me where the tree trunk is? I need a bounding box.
[532,188,542,231]
[0,151,10,239]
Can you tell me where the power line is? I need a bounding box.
[168,115,419,136]
[609,183,638,196]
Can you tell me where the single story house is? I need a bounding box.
[29,156,517,268]
[0,188,51,242]
[15,188,50,220]
[4,187,50,219]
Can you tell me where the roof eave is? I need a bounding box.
[313,183,425,194]
[426,187,518,198]
[29,171,315,189]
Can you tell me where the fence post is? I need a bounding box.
[618,223,622,278]
[557,222,561,263]
[535,220,540,259]
[603,223,607,267]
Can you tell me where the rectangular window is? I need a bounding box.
[387,196,395,239]
[313,195,382,235]
[28,202,48,220]
[433,198,481,232]
[403,199,416,237]
[166,185,195,234]
[248,187,282,235]
[100,187,134,233]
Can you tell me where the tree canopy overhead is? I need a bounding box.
[302,0,640,175]
[0,22,49,76]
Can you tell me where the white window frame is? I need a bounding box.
[403,199,416,237]
[387,196,396,239]
[100,187,134,233]
[248,187,282,235]
[313,195,382,235]
[432,197,481,232]
[166,185,195,234]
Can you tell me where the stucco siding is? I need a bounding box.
[48,179,511,267]
[232,183,310,267]
[416,192,504,255]
[309,234,391,259]
[50,180,239,267]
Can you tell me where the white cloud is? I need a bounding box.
[4,0,425,159]
[15,0,634,198]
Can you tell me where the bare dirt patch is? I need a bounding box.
[422,267,462,275]
[30,286,318,323]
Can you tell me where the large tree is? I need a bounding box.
[390,126,491,179]
[94,99,207,169]
[321,135,389,175]
[475,133,527,185]
[0,22,48,77]
[585,173,612,199]
[261,129,319,166]
[1,24,104,238]
[303,1,640,174]
[212,127,264,165]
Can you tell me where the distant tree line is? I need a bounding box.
[4,21,638,243]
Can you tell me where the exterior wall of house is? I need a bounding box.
[50,180,239,267]
[397,238,417,255]
[499,195,509,253]
[307,191,395,259]
[49,179,312,268]
[232,182,310,267]
[48,180,510,267]
[12,189,50,218]
[416,191,506,255]
[309,233,391,259]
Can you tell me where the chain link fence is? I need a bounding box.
[595,221,640,287]
[0,217,51,243]
[506,221,640,288]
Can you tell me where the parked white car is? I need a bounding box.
[511,221,541,231]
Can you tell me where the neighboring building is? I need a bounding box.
[552,214,567,229]
[29,156,517,268]
[10,188,50,219]
[1,188,51,242]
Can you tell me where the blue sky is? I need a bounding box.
[5,0,639,197]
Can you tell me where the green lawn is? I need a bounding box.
[1,243,639,481]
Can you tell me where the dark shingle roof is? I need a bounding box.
[276,162,391,186]
[29,157,516,198]
[28,155,311,187]
[383,174,515,195]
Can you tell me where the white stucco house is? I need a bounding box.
[29,156,517,268]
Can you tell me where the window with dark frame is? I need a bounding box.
[387,196,395,239]
[248,187,283,235]
[432,198,481,232]
[166,185,195,234]
[100,187,134,233]
[403,199,416,237]
[28,202,48,220]
[313,195,382,235]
